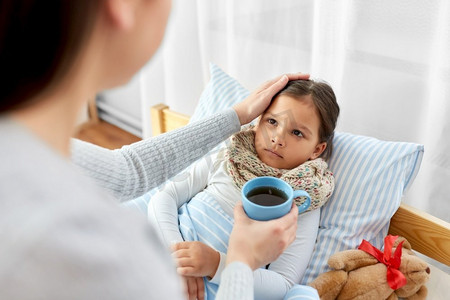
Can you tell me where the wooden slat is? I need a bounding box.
[162,109,190,132]
[150,104,169,136]
[88,97,99,122]
[151,104,189,136]
[389,202,450,266]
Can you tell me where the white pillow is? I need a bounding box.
[129,63,424,283]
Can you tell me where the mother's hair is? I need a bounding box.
[0,0,100,112]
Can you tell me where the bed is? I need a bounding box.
[122,62,450,297]
[149,101,450,297]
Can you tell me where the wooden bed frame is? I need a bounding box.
[150,103,450,268]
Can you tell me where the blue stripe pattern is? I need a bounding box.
[283,284,320,300]
[178,192,234,300]
[122,188,156,214]
[300,132,423,284]
[190,63,250,123]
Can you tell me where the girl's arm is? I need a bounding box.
[147,154,215,248]
[253,209,320,299]
[211,209,319,299]
[71,109,240,202]
[148,153,220,300]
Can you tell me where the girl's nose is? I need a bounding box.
[271,133,285,147]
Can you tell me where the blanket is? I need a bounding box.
[178,191,234,299]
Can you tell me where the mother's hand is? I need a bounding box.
[233,73,310,125]
[226,202,298,270]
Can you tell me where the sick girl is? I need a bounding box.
[149,79,340,300]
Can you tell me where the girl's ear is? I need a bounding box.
[310,142,327,160]
[103,0,138,31]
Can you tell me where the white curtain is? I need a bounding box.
[102,0,450,221]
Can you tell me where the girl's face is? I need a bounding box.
[254,94,327,169]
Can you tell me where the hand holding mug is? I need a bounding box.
[226,201,298,270]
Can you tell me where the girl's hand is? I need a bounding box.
[181,276,205,300]
[233,72,310,125]
[172,241,220,278]
[226,201,298,270]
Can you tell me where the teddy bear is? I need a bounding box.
[309,235,430,300]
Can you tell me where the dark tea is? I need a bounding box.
[246,186,288,206]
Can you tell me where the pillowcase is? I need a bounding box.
[127,63,424,284]
[190,63,250,123]
[122,188,156,215]
[300,132,423,283]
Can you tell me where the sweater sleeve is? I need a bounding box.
[71,109,240,201]
[253,209,320,299]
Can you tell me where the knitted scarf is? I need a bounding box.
[226,128,335,212]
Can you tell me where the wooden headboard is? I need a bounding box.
[151,104,190,136]
[150,103,450,267]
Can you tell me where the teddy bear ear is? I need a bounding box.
[393,236,412,250]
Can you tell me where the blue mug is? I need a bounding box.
[241,176,311,221]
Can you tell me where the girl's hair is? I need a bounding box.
[0,0,100,113]
[275,79,340,161]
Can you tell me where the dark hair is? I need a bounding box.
[0,0,100,113]
[275,79,340,161]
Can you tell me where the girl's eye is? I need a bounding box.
[292,129,303,137]
[268,118,277,125]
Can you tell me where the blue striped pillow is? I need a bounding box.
[190,63,250,122]
[122,188,156,214]
[300,133,423,283]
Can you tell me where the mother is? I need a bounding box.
[0,1,307,299]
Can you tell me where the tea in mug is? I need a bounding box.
[246,186,288,206]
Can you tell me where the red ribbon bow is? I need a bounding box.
[358,235,407,290]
